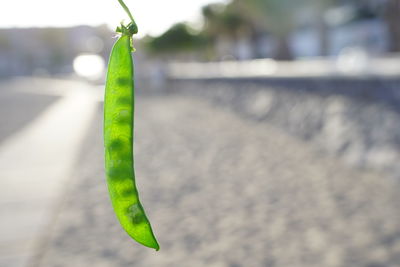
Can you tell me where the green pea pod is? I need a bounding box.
[103,0,159,251]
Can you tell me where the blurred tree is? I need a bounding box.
[202,3,253,59]
[144,0,399,60]
[202,4,250,40]
[144,23,207,56]
[230,0,335,59]
[230,0,300,59]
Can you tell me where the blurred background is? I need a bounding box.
[1,0,400,267]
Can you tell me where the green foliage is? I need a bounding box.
[202,3,250,38]
[144,23,207,54]
[230,0,335,35]
[230,0,297,35]
[143,3,252,56]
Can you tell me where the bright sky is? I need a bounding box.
[1,0,227,36]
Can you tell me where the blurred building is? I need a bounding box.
[223,2,394,60]
[292,17,389,58]
[0,25,114,77]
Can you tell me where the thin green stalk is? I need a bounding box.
[118,0,137,29]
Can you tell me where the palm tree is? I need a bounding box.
[230,0,303,59]
[202,3,252,59]
[231,0,335,59]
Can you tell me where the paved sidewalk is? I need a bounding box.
[0,78,101,267]
[35,95,400,267]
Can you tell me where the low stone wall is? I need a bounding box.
[166,77,400,178]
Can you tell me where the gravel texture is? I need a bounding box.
[35,95,400,267]
[167,78,400,178]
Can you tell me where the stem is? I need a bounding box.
[117,0,137,28]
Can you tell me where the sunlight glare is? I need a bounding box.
[73,54,105,80]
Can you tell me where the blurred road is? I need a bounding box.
[1,78,400,267]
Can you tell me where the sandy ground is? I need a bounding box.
[33,94,400,267]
